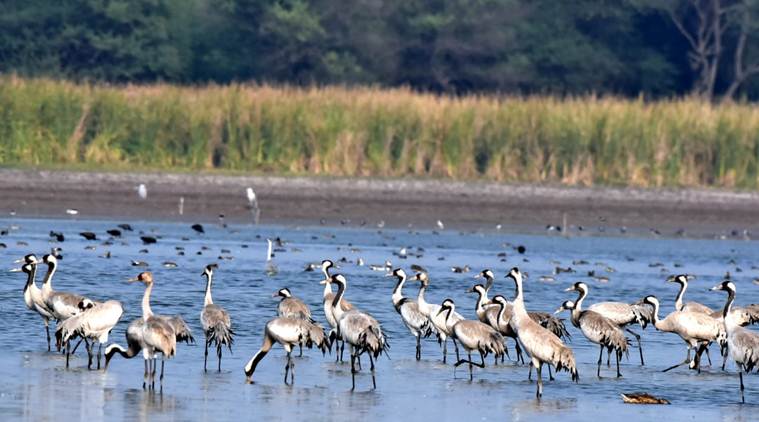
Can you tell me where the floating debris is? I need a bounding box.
[621,393,670,405]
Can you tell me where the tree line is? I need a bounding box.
[2,0,759,101]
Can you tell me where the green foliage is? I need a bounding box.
[6,77,759,188]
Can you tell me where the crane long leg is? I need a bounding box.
[616,349,622,378]
[606,348,611,368]
[217,344,222,372]
[468,352,473,381]
[536,362,543,399]
[45,323,51,352]
[597,346,603,378]
[160,358,165,393]
[548,364,554,381]
[740,371,745,404]
[453,338,460,361]
[416,335,421,361]
[152,358,157,390]
[86,339,93,369]
[442,337,448,364]
[204,338,210,372]
[515,340,524,364]
[97,343,102,370]
[350,353,357,391]
[625,328,644,365]
[143,359,149,390]
[369,353,376,390]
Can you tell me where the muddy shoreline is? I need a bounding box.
[1,168,758,238]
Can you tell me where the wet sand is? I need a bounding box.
[1,168,759,238]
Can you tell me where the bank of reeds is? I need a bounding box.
[2,75,759,188]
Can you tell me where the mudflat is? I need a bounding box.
[1,168,758,238]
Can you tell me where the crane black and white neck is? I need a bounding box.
[436,298,505,380]
[389,268,434,360]
[506,267,578,398]
[330,274,388,390]
[39,254,91,322]
[711,280,759,403]
[667,274,714,314]
[201,264,234,372]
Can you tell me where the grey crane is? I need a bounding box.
[642,295,725,373]
[330,274,389,390]
[389,268,433,360]
[128,272,177,391]
[566,281,651,365]
[244,317,329,385]
[505,267,578,398]
[413,271,461,363]
[711,280,759,403]
[437,298,505,380]
[201,264,234,372]
[554,299,629,378]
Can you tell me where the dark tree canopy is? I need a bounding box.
[2,0,759,99]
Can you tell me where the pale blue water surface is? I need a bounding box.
[1,218,758,421]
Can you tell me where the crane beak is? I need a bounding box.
[709,285,721,291]
[553,307,564,315]
[436,307,447,316]
[563,286,575,292]
[271,292,280,298]
[385,273,394,278]
[127,277,140,283]
[319,279,328,285]
[9,268,22,272]
[473,273,481,279]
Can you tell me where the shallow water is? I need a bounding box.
[1,218,759,421]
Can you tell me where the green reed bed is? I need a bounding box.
[2,76,759,188]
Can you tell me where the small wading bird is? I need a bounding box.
[128,272,177,391]
[413,272,462,363]
[711,280,759,403]
[389,268,434,361]
[506,267,578,398]
[437,298,505,380]
[200,264,234,372]
[244,317,329,384]
[566,281,651,365]
[330,274,389,390]
[275,287,313,356]
[554,299,629,378]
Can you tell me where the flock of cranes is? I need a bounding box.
[15,251,759,402]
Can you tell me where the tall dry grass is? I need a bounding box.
[2,75,759,188]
